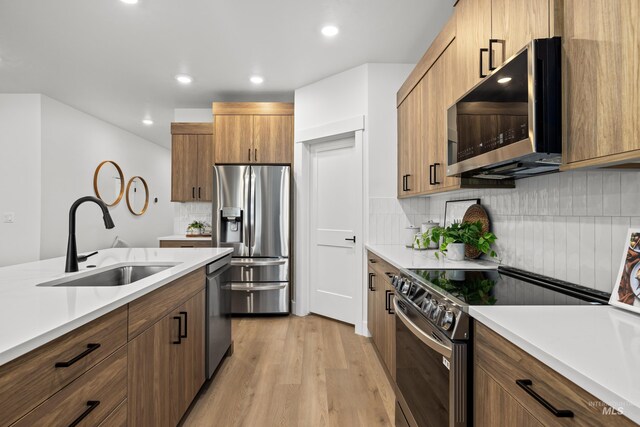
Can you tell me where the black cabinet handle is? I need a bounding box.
[179,311,188,338]
[433,163,441,185]
[198,187,201,199]
[429,164,434,185]
[385,290,395,314]
[401,175,406,191]
[254,148,257,162]
[489,39,503,70]
[368,272,376,291]
[68,401,100,427]
[516,379,574,418]
[480,48,489,78]
[55,343,101,368]
[173,316,182,344]
[345,236,356,243]
[192,187,195,199]
[405,174,411,191]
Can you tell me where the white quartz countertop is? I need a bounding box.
[365,244,498,270]
[158,235,212,241]
[0,247,232,366]
[471,305,640,424]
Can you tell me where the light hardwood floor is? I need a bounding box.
[182,315,395,427]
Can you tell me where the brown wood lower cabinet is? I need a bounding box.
[0,267,208,427]
[159,239,212,248]
[366,252,397,380]
[129,289,206,427]
[475,322,635,426]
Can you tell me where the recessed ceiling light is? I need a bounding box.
[497,77,512,84]
[142,119,153,125]
[175,74,193,84]
[321,25,339,37]
[120,0,138,4]
[250,76,264,85]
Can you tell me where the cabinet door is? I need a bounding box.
[171,134,198,202]
[174,290,206,415]
[253,115,293,164]
[455,0,492,96]
[397,81,423,197]
[491,0,549,67]
[196,134,214,201]
[563,0,640,166]
[128,313,177,427]
[367,265,378,342]
[214,115,253,164]
[475,367,543,427]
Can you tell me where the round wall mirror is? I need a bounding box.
[93,160,125,207]
[126,176,149,216]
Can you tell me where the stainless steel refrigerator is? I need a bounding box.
[212,165,290,314]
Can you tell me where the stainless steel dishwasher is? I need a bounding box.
[206,254,232,379]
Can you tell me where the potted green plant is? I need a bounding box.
[426,221,497,261]
[187,220,208,235]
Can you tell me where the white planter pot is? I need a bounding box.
[447,243,465,261]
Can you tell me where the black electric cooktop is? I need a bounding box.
[406,266,610,307]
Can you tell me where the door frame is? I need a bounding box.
[293,115,367,335]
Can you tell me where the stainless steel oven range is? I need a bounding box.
[392,266,609,427]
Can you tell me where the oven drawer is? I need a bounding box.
[229,258,289,282]
[475,322,635,426]
[231,282,289,314]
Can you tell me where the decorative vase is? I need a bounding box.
[447,243,465,261]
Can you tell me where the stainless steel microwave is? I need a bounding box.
[446,37,562,179]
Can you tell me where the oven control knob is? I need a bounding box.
[392,275,400,287]
[429,303,442,321]
[440,310,455,331]
[421,297,431,313]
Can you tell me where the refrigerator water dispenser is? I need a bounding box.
[220,207,243,243]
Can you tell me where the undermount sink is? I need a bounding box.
[39,264,177,287]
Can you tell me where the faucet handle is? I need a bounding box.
[77,251,98,263]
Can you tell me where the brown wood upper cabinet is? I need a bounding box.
[397,83,423,197]
[455,0,550,95]
[561,0,640,170]
[213,102,294,165]
[171,123,214,202]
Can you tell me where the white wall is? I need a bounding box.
[367,64,413,198]
[0,95,42,266]
[39,96,173,259]
[174,108,212,123]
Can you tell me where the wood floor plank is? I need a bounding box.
[182,315,394,427]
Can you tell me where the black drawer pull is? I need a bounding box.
[173,316,182,344]
[179,311,188,338]
[516,379,574,418]
[68,400,100,427]
[55,343,101,368]
[368,272,376,291]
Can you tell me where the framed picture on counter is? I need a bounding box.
[610,228,640,314]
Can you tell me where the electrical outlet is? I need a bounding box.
[3,212,15,223]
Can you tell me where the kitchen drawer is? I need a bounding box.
[159,240,212,248]
[367,251,399,278]
[128,267,205,339]
[475,322,635,426]
[97,399,127,427]
[231,282,289,314]
[12,346,127,427]
[0,306,127,426]
[229,257,289,282]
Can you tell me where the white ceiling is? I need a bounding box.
[0,0,454,147]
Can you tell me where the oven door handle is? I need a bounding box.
[394,298,452,358]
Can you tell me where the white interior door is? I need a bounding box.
[309,135,362,324]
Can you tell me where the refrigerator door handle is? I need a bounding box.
[231,283,288,291]
[250,166,257,255]
[244,166,252,252]
[231,258,287,267]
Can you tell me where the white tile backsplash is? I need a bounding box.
[173,203,213,234]
[368,170,639,293]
